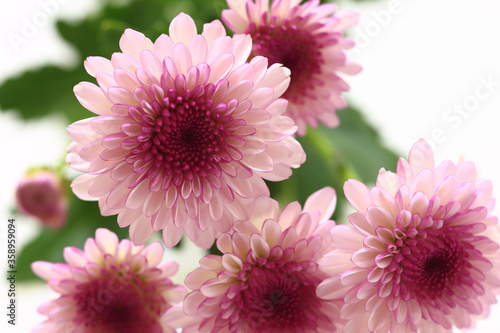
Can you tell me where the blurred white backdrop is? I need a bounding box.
[0,0,499,332]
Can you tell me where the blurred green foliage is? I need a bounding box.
[267,106,399,221]
[1,0,394,281]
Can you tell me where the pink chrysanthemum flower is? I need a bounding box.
[164,187,342,332]
[222,0,361,135]
[67,13,305,249]
[317,139,500,332]
[16,169,67,229]
[31,228,187,333]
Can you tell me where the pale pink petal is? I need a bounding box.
[172,43,193,75]
[32,262,59,280]
[248,195,280,229]
[162,304,199,329]
[95,228,119,254]
[257,63,290,97]
[153,34,174,62]
[188,35,208,65]
[344,179,369,212]
[74,82,113,116]
[376,169,399,196]
[208,53,235,83]
[232,34,252,68]
[221,10,248,33]
[169,12,197,45]
[316,277,346,299]
[408,139,435,173]
[334,10,359,30]
[261,219,282,248]
[162,222,185,248]
[70,174,96,201]
[84,56,113,77]
[202,20,227,45]
[111,52,142,73]
[303,186,336,222]
[129,215,155,245]
[119,28,154,58]
[330,225,364,250]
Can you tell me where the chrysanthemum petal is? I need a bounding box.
[119,28,154,58]
[202,20,227,45]
[70,174,96,201]
[74,82,113,116]
[344,179,369,213]
[169,12,197,45]
[303,186,336,222]
[84,56,113,77]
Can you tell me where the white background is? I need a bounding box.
[0,0,499,332]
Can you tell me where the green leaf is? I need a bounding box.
[320,106,400,183]
[0,66,92,123]
[267,106,399,222]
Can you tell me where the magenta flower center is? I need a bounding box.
[398,228,470,301]
[247,20,323,102]
[420,248,460,291]
[73,273,167,333]
[150,86,230,172]
[239,265,323,332]
[124,75,244,186]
